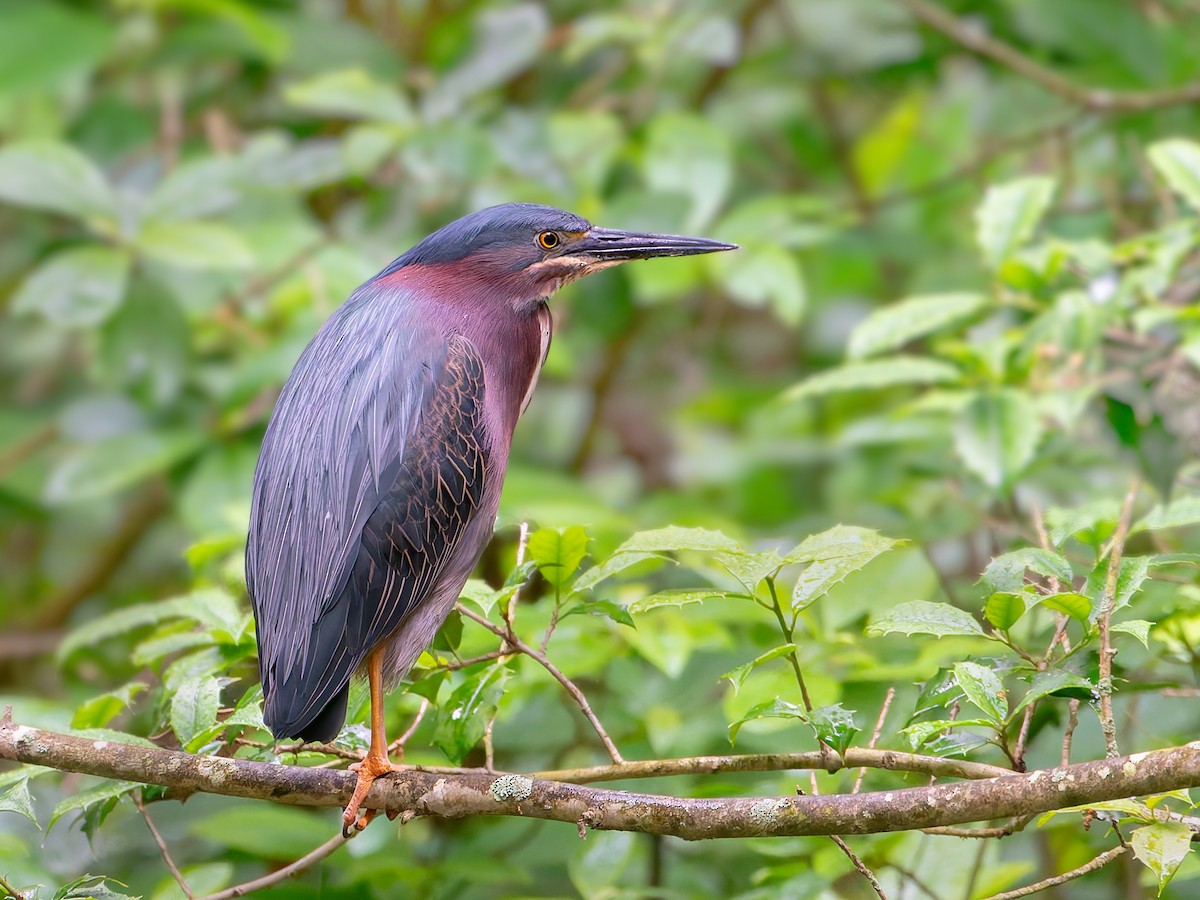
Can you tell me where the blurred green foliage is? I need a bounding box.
[6,0,1200,897]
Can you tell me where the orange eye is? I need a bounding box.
[537,231,560,250]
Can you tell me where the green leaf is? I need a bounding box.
[954,661,1007,723]
[713,244,806,326]
[1148,139,1200,215]
[1131,821,1193,894]
[0,140,117,221]
[48,779,137,834]
[284,67,414,124]
[457,578,517,617]
[900,718,997,751]
[984,590,1036,630]
[0,776,38,826]
[785,356,960,400]
[867,600,986,638]
[11,246,131,328]
[135,220,254,270]
[611,526,741,556]
[433,665,508,764]
[721,644,799,694]
[981,548,1073,593]
[628,589,748,614]
[568,831,637,898]
[788,526,901,612]
[716,549,786,591]
[1039,592,1093,622]
[975,176,1056,269]
[644,111,733,230]
[170,676,223,751]
[1132,496,1200,534]
[54,874,138,900]
[954,390,1044,490]
[728,699,807,745]
[1045,501,1120,547]
[527,526,589,590]
[848,292,986,359]
[45,429,204,506]
[560,598,635,629]
[1009,670,1094,720]
[132,630,215,668]
[71,681,147,730]
[1085,557,1152,616]
[1112,619,1155,648]
[572,551,672,593]
[809,704,859,754]
[59,588,240,661]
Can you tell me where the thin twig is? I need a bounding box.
[135,795,194,899]
[388,698,430,756]
[854,688,896,794]
[0,873,26,900]
[1097,478,1140,758]
[923,816,1030,839]
[1061,699,1082,767]
[457,604,624,764]
[978,845,1127,900]
[504,522,531,635]
[829,835,888,899]
[897,0,1200,112]
[199,833,348,900]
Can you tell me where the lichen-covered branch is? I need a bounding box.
[4,719,1200,840]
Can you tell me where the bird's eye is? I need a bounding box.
[537,231,560,250]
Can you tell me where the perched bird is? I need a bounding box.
[246,203,735,832]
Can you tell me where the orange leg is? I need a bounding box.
[342,648,401,835]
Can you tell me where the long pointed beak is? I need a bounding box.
[574,226,738,261]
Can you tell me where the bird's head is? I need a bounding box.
[384,203,737,303]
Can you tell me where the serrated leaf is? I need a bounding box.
[628,589,748,614]
[1009,670,1094,720]
[867,600,986,638]
[976,176,1056,269]
[1132,496,1200,534]
[715,549,785,590]
[1112,619,1155,648]
[135,220,254,270]
[912,667,961,719]
[48,779,137,834]
[572,551,672,593]
[611,526,741,556]
[457,578,512,617]
[527,526,589,590]
[284,67,414,124]
[809,704,859,754]
[954,661,1007,723]
[785,356,960,400]
[1085,557,1152,616]
[1039,591,1092,622]
[721,644,799,694]
[1131,821,1193,894]
[848,292,986,359]
[0,776,38,826]
[170,676,223,751]
[433,665,508,764]
[981,548,1074,594]
[71,681,147,730]
[11,245,131,328]
[1148,139,1200,215]
[224,685,266,731]
[788,526,900,612]
[728,699,807,745]
[1039,798,1154,826]
[54,874,138,900]
[954,390,1044,490]
[0,139,118,221]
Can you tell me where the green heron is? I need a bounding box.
[245,203,735,833]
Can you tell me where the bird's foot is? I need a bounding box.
[342,754,403,837]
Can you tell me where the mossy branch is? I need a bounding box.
[3,716,1200,840]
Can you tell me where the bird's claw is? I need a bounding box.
[341,756,402,835]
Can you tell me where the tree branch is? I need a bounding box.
[4,718,1200,840]
[979,845,1127,900]
[200,833,347,900]
[897,0,1200,112]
